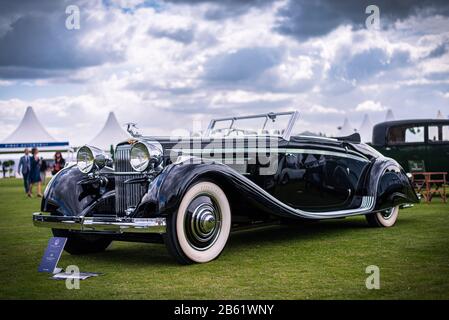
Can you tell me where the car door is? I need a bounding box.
[275,149,368,211]
[382,124,427,172]
[427,124,449,173]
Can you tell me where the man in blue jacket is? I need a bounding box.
[18,148,31,197]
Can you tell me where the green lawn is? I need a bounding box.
[0,178,448,299]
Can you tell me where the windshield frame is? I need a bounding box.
[204,111,299,141]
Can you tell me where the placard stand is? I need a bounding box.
[38,237,67,274]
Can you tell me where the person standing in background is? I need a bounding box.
[2,161,7,178]
[40,158,48,185]
[29,147,42,197]
[18,148,32,197]
[52,152,66,175]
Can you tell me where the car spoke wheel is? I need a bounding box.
[366,205,399,227]
[164,181,231,264]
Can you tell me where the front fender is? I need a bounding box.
[41,165,111,216]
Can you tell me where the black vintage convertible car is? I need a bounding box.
[33,111,419,264]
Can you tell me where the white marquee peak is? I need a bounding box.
[385,109,395,121]
[89,112,130,150]
[2,106,57,143]
[359,113,373,143]
[339,117,354,136]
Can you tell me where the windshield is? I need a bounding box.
[205,111,299,140]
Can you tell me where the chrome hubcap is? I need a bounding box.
[184,194,221,251]
[200,212,216,233]
[381,207,395,220]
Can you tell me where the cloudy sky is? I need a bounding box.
[0,0,448,145]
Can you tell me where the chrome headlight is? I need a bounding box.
[77,145,111,174]
[130,141,163,172]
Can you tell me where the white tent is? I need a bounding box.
[3,106,56,143]
[89,112,130,151]
[1,106,69,154]
[338,117,354,136]
[385,109,395,121]
[436,110,445,119]
[358,114,373,143]
[0,106,71,176]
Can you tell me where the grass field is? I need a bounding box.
[0,178,448,299]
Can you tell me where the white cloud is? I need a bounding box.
[303,104,345,114]
[1,1,448,147]
[210,90,294,105]
[355,100,387,112]
[0,80,14,86]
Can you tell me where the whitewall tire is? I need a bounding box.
[164,181,231,264]
[366,205,399,228]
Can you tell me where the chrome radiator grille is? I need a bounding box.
[115,145,146,216]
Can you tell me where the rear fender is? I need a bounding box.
[366,158,419,211]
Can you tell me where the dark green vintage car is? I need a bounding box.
[371,119,449,173]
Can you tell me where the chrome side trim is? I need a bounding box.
[244,177,375,219]
[33,212,166,233]
[171,148,369,162]
[255,185,375,219]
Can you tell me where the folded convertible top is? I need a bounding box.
[334,133,361,143]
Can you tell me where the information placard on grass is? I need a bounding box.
[38,237,67,273]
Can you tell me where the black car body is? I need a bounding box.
[33,111,419,263]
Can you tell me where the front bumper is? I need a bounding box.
[33,212,166,234]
